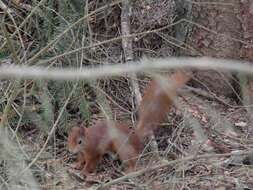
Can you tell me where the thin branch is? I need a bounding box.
[121,0,142,107]
[0,0,48,50]
[0,57,252,81]
[95,150,251,190]
[35,20,183,65]
[26,0,122,65]
[4,83,78,185]
[0,0,14,15]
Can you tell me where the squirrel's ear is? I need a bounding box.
[80,127,86,136]
[79,122,86,136]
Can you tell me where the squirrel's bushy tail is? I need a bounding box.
[136,70,191,139]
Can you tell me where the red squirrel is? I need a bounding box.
[67,71,190,175]
[68,120,142,175]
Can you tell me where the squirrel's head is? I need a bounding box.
[67,126,86,154]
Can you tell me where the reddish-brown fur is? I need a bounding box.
[67,71,190,175]
[68,120,142,175]
[136,71,191,138]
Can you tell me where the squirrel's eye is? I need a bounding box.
[77,139,82,145]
